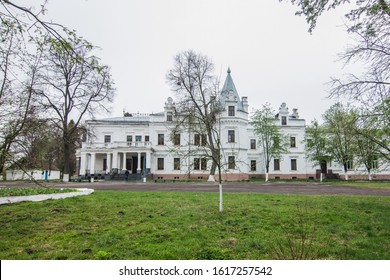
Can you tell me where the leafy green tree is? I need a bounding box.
[251,103,288,182]
[0,18,41,175]
[285,0,389,168]
[323,103,358,180]
[304,120,330,181]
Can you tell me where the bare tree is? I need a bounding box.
[166,50,226,212]
[34,31,115,181]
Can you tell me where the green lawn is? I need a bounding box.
[0,187,75,197]
[0,191,389,260]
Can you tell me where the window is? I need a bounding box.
[126,135,132,142]
[157,158,164,170]
[174,158,180,170]
[135,135,142,142]
[201,158,207,170]
[250,139,256,149]
[291,159,297,171]
[251,160,256,171]
[201,134,207,146]
[371,157,379,169]
[174,134,181,145]
[282,116,287,125]
[274,159,280,171]
[228,106,235,116]
[228,130,235,143]
[194,134,200,146]
[167,112,173,122]
[194,158,200,170]
[228,156,235,169]
[346,158,354,170]
[158,134,164,145]
[145,135,150,142]
[104,135,111,143]
[290,136,296,148]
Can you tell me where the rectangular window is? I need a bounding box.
[228,106,235,116]
[194,158,200,170]
[104,135,111,143]
[135,135,142,142]
[174,134,181,145]
[251,160,256,171]
[158,134,164,145]
[166,112,173,121]
[157,158,164,170]
[290,136,296,148]
[174,158,180,170]
[250,139,256,149]
[274,159,280,171]
[291,159,297,171]
[126,135,132,142]
[201,134,207,146]
[145,135,150,142]
[371,157,379,169]
[346,158,353,170]
[201,158,207,170]
[228,130,235,143]
[228,156,235,169]
[194,134,200,146]
[282,116,287,126]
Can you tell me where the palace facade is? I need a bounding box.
[76,69,389,181]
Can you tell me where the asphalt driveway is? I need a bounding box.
[3,180,389,196]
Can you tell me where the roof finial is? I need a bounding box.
[227,67,231,74]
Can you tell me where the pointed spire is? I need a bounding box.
[219,67,244,111]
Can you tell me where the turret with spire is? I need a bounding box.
[219,68,249,116]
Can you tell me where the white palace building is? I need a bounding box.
[76,69,389,181]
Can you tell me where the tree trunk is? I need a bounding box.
[218,164,223,213]
[63,138,71,182]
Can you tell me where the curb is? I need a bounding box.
[0,188,94,205]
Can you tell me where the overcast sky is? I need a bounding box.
[39,0,354,122]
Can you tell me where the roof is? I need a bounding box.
[219,68,243,111]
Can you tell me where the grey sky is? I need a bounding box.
[41,0,353,122]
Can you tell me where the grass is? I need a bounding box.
[0,191,389,260]
[0,187,76,197]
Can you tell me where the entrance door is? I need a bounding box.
[126,158,132,171]
[132,156,138,174]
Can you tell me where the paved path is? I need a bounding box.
[0,188,94,205]
[2,181,389,196]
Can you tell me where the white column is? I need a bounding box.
[112,151,118,169]
[146,152,151,169]
[137,152,141,173]
[106,152,111,174]
[80,152,86,176]
[90,152,96,174]
[122,152,127,170]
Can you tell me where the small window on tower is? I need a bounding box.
[228,106,235,116]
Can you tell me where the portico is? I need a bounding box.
[78,149,152,177]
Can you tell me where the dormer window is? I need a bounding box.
[282,116,287,125]
[228,106,235,116]
[167,112,173,121]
